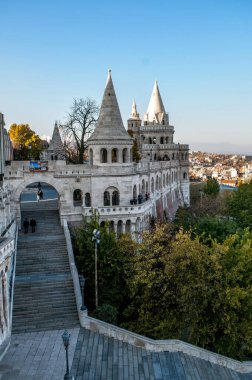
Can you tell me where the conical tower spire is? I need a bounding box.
[47,121,65,160]
[145,80,168,124]
[88,70,132,141]
[130,100,139,119]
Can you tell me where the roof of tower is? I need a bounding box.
[88,70,132,143]
[48,122,64,152]
[145,80,168,124]
[129,100,140,119]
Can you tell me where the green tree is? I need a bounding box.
[119,223,252,360]
[203,177,220,197]
[226,181,252,229]
[9,123,42,160]
[74,214,125,313]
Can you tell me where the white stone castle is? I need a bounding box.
[3,70,189,234]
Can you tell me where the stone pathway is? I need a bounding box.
[1,327,252,379]
[0,328,79,380]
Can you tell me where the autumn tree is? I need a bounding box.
[59,98,99,164]
[119,223,252,360]
[9,124,42,160]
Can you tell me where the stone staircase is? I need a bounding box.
[12,201,79,333]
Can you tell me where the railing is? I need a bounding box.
[83,200,153,217]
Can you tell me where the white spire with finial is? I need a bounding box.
[145,80,168,124]
[130,99,140,118]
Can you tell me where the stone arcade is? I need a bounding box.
[4,70,189,233]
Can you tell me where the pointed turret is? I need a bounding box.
[130,100,139,119]
[88,70,132,142]
[88,70,133,166]
[144,80,169,125]
[47,122,65,160]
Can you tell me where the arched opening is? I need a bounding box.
[112,190,120,206]
[111,148,118,163]
[89,149,93,165]
[109,221,114,233]
[141,179,145,196]
[165,137,169,144]
[85,192,91,207]
[149,137,152,144]
[101,148,108,163]
[100,221,106,228]
[125,220,131,233]
[122,148,128,163]
[133,185,137,201]
[117,220,123,236]
[104,191,110,206]
[183,172,187,180]
[151,178,154,193]
[73,189,83,206]
[160,137,164,144]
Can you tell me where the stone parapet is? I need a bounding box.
[81,315,252,374]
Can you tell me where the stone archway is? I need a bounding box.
[14,177,63,229]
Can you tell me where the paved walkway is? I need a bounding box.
[1,328,251,380]
[0,328,79,380]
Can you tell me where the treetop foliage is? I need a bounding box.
[9,123,42,160]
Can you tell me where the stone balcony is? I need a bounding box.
[83,198,153,219]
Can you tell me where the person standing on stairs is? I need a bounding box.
[23,218,29,233]
[30,218,36,233]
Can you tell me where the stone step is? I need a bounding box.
[13,206,79,333]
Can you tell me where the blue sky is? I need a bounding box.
[1,0,252,154]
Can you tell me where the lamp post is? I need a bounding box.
[79,274,87,311]
[61,330,74,380]
[92,229,100,308]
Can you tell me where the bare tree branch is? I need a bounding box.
[59,98,99,164]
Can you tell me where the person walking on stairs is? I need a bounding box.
[30,218,36,233]
[23,218,29,234]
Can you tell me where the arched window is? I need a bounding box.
[104,191,110,206]
[89,149,93,165]
[153,137,156,144]
[162,119,165,125]
[100,221,105,228]
[85,193,91,207]
[111,148,118,163]
[151,178,154,193]
[154,154,157,161]
[172,153,175,160]
[149,137,152,144]
[181,153,184,160]
[160,137,164,144]
[155,177,158,190]
[73,189,82,206]
[112,190,120,205]
[122,148,128,163]
[101,149,107,163]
